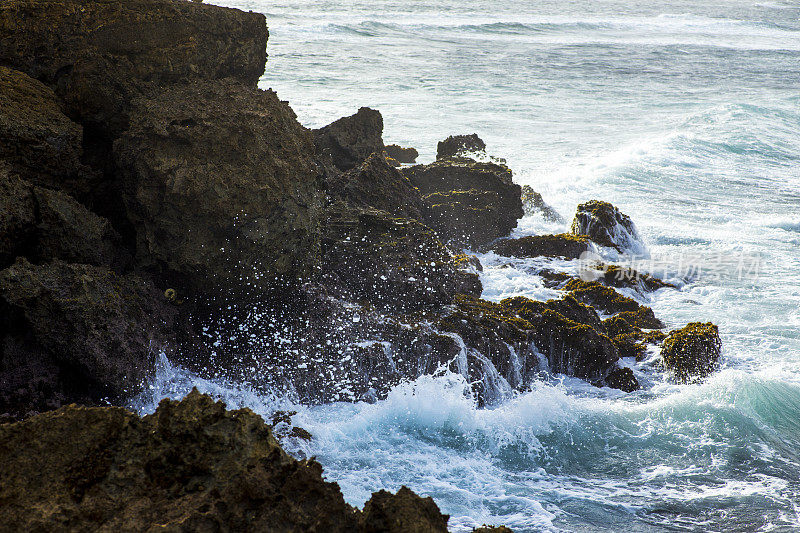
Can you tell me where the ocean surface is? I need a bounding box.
[132,0,800,531]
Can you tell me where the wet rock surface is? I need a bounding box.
[384,144,419,164]
[571,200,646,255]
[437,133,486,160]
[487,233,590,259]
[403,159,523,247]
[521,185,564,223]
[661,322,722,381]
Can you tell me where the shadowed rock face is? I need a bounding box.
[0,170,124,269]
[0,259,174,420]
[314,107,385,171]
[384,144,419,164]
[114,78,323,295]
[0,67,89,193]
[319,204,482,313]
[327,153,424,221]
[0,0,267,135]
[0,390,454,532]
[403,159,523,248]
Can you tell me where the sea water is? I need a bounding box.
[132,0,800,530]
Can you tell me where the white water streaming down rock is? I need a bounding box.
[139,0,800,530]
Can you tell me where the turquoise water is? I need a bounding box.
[134,1,800,530]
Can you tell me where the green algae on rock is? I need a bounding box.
[661,322,722,382]
[488,233,590,259]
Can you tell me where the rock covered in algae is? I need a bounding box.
[661,322,722,381]
[487,233,590,259]
[314,107,385,171]
[436,133,486,160]
[384,144,419,164]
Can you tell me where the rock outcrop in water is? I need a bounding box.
[571,200,646,256]
[661,322,722,381]
[437,133,487,160]
[521,185,564,223]
[403,158,523,247]
[384,144,419,164]
[0,390,456,532]
[487,234,590,259]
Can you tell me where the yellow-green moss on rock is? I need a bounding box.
[661,322,722,381]
[488,233,590,259]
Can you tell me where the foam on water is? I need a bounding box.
[138,0,800,529]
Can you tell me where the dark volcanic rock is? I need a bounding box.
[0,66,88,192]
[661,322,721,381]
[0,390,451,532]
[571,200,646,255]
[320,204,481,313]
[403,159,523,247]
[384,144,419,164]
[0,259,174,420]
[521,185,564,223]
[0,0,267,135]
[437,294,633,392]
[488,234,590,259]
[327,153,424,220]
[0,170,122,268]
[314,107,385,171]
[437,133,486,160]
[360,486,449,533]
[114,79,322,295]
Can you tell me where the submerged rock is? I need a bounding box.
[403,159,523,247]
[0,0,268,136]
[488,234,590,259]
[314,107,385,171]
[661,322,722,381]
[580,262,675,292]
[571,200,646,256]
[0,259,174,420]
[0,390,453,531]
[114,79,323,295]
[521,185,564,223]
[437,133,486,160]
[384,144,419,164]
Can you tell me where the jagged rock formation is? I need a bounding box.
[326,153,424,220]
[314,107,385,171]
[661,322,722,381]
[384,144,419,164]
[0,258,174,420]
[0,0,267,136]
[487,234,590,259]
[0,390,456,532]
[437,133,486,160]
[403,159,523,247]
[0,67,92,195]
[114,78,323,295]
[319,204,481,313]
[571,200,646,256]
[521,185,564,223]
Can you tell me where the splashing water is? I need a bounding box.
[133,0,800,530]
